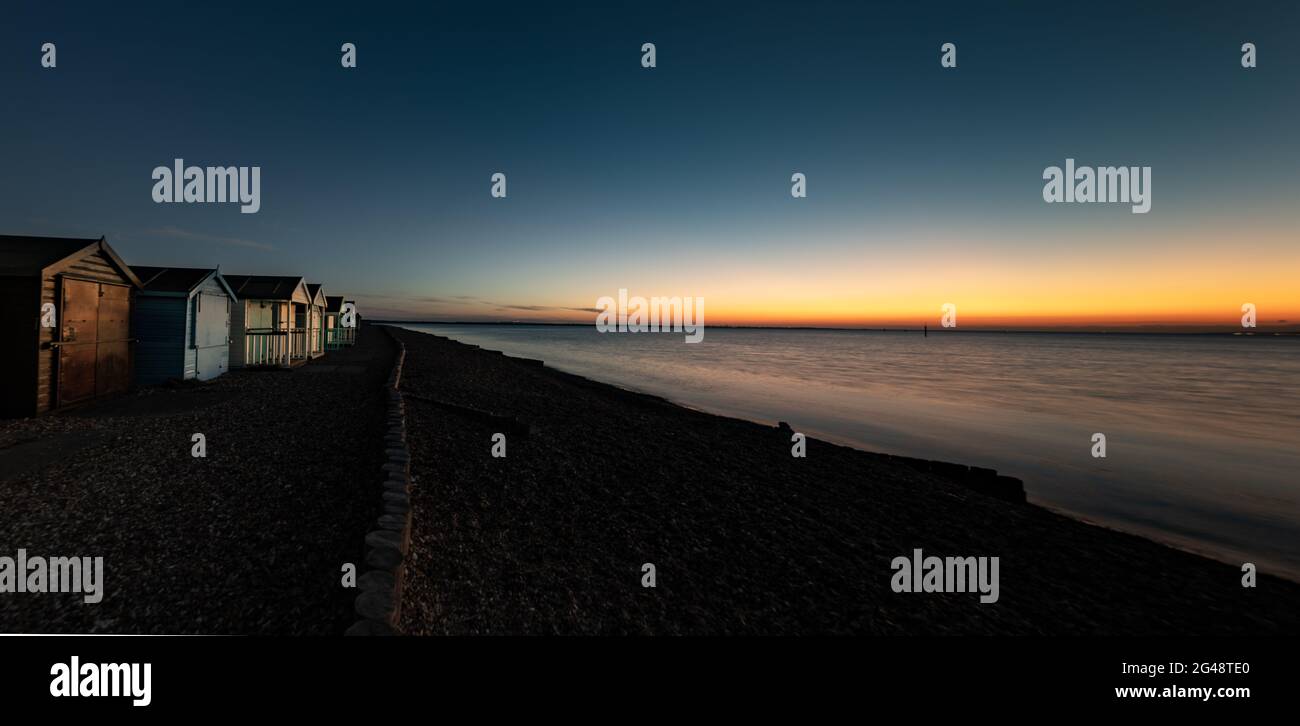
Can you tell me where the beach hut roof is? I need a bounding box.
[131,266,235,298]
[0,235,142,286]
[306,283,327,305]
[325,295,345,312]
[221,274,306,301]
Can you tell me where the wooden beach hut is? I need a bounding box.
[323,296,358,349]
[223,275,312,369]
[0,235,142,417]
[305,283,327,359]
[129,266,236,384]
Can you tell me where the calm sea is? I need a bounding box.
[399,323,1300,580]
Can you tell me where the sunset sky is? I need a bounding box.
[2,1,1296,329]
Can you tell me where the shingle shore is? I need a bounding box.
[0,324,394,634]
[391,326,1300,635]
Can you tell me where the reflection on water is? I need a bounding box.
[401,323,1300,579]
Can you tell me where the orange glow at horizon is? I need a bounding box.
[633,229,1300,328]
[386,225,1300,328]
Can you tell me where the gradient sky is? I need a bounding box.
[3,1,1297,328]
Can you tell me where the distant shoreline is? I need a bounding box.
[374,320,1300,336]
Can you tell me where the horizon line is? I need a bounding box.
[369,319,1300,336]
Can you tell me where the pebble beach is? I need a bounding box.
[3,322,1298,635]
[0,327,393,634]
[389,326,1300,635]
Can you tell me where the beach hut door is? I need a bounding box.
[57,279,131,405]
[194,292,229,380]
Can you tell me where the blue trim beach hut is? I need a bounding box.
[129,266,236,384]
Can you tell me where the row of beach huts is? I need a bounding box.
[0,234,359,418]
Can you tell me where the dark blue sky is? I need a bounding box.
[3,1,1296,323]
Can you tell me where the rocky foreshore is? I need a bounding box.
[390,326,1300,635]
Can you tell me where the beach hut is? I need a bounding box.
[129,266,237,384]
[342,299,358,344]
[305,283,327,359]
[0,235,142,417]
[323,296,358,349]
[223,275,312,369]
